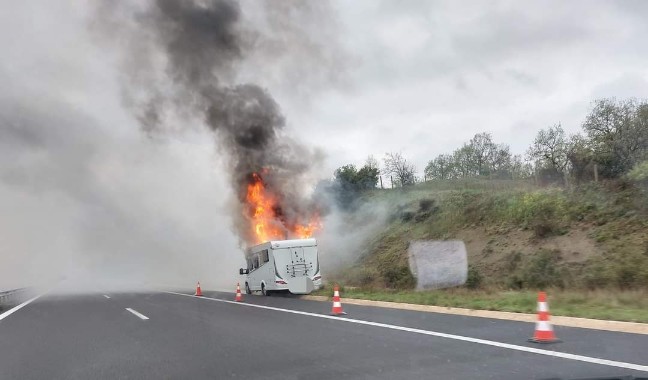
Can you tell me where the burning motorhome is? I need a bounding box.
[239,171,322,295]
[239,238,322,295]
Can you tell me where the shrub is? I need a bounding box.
[508,191,568,238]
[345,267,376,287]
[382,265,416,289]
[506,275,524,290]
[506,251,523,272]
[400,211,414,222]
[419,199,435,212]
[627,161,648,184]
[466,266,483,289]
[533,222,554,238]
[519,249,564,289]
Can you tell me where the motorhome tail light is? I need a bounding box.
[275,280,287,285]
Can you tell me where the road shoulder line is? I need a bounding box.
[300,295,648,335]
[164,291,648,373]
[0,293,46,322]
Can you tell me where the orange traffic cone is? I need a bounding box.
[331,284,346,315]
[194,281,203,297]
[235,282,242,302]
[528,291,561,343]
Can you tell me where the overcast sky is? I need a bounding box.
[1,0,647,288]
[288,0,648,175]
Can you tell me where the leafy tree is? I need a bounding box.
[331,161,380,208]
[527,124,569,175]
[468,132,498,176]
[452,145,474,178]
[510,154,533,179]
[567,133,595,184]
[582,98,648,177]
[447,133,511,179]
[356,164,379,189]
[627,160,648,184]
[490,144,513,178]
[334,164,358,187]
[332,164,359,206]
[357,155,380,189]
[383,152,416,187]
[334,162,379,190]
[425,154,454,180]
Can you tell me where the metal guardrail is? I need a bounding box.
[0,287,30,307]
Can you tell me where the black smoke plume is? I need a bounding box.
[117,0,320,246]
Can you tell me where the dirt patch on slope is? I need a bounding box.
[452,224,601,280]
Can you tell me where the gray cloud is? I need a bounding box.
[287,0,648,175]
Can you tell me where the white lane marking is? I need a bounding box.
[103,295,111,299]
[125,308,149,320]
[165,291,648,373]
[0,292,48,322]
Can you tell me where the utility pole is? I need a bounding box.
[379,176,383,189]
[593,163,598,183]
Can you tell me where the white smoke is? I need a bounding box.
[0,88,241,292]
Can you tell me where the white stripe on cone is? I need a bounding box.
[535,320,553,331]
[333,301,342,307]
[538,302,548,312]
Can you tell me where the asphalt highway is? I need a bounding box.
[0,289,646,379]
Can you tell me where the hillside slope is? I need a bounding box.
[337,179,648,291]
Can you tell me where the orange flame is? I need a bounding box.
[293,216,322,239]
[245,172,321,245]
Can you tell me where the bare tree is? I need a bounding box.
[365,155,379,171]
[383,152,416,187]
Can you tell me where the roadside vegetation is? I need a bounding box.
[318,98,648,322]
[332,179,648,291]
[313,286,648,323]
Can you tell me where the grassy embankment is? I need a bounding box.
[325,179,648,323]
[313,286,648,323]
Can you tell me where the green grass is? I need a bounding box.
[313,286,648,323]
[324,179,648,323]
[346,179,648,290]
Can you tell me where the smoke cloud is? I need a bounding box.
[103,0,326,246]
[0,87,241,291]
[0,0,349,292]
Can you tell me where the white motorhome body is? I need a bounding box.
[240,239,322,295]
